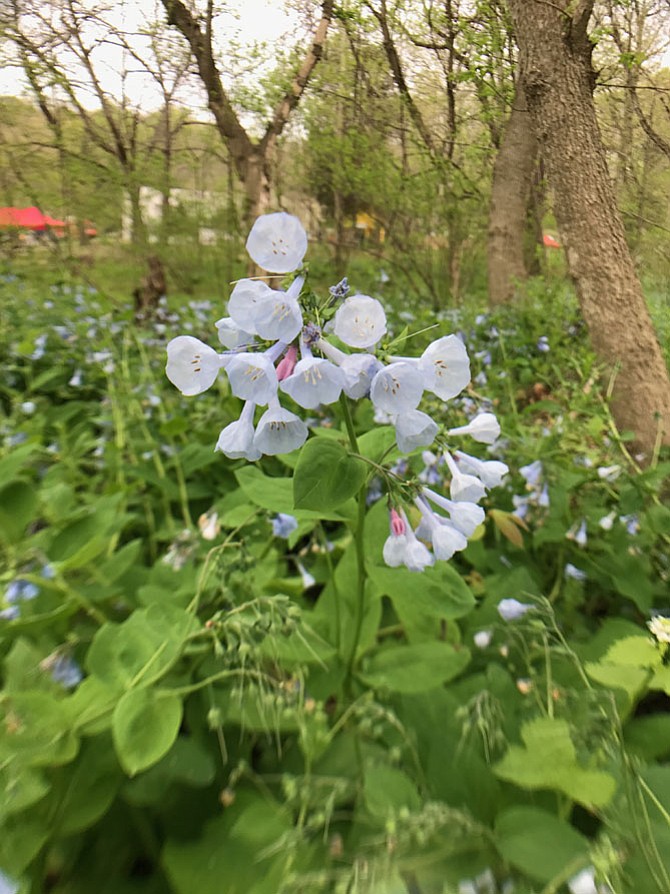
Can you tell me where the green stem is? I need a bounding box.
[339,395,368,689]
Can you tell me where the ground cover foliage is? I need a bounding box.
[1,247,670,894]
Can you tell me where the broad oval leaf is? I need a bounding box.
[112,687,182,776]
[293,438,367,511]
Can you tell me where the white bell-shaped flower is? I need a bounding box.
[279,356,345,409]
[166,335,225,396]
[341,353,383,399]
[333,294,387,349]
[215,401,261,461]
[215,316,255,349]
[394,409,439,453]
[403,531,434,572]
[454,450,509,489]
[227,279,274,334]
[420,334,471,401]
[383,532,408,567]
[370,362,424,415]
[448,412,500,445]
[316,338,381,399]
[245,212,308,274]
[225,352,278,405]
[445,452,486,503]
[415,498,468,561]
[253,277,304,343]
[422,488,485,537]
[253,400,308,455]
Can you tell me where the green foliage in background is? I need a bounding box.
[0,255,669,894]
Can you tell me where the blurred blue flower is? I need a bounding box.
[621,514,639,535]
[272,513,298,539]
[537,336,550,353]
[0,868,19,894]
[519,460,543,488]
[43,654,83,689]
[565,563,587,581]
[498,598,533,621]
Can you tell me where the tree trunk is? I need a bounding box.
[508,0,670,459]
[488,77,539,305]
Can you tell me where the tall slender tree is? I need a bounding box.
[160,0,334,224]
[508,0,670,458]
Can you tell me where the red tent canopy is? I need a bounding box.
[543,233,560,249]
[43,214,66,228]
[0,206,52,230]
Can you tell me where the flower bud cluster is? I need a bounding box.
[165,213,506,570]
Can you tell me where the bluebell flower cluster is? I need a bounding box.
[166,213,507,571]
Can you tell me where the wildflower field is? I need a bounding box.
[1,217,670,894]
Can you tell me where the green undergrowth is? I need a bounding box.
[1,262,669,894]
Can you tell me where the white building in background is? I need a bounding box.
[121,186,227,244]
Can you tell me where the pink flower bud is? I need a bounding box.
[275,344,298,381]
[390,508,406,536]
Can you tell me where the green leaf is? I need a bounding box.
[0,765,50,819]
[0,810,49,877]
[1,691,79,768]
[0,443,37,482]
[51,735,121,834]
[585,635,661,705]
[86,605,197,691]
[359,642,470,694]
[112,687,182,776]
[163,792,291,894]
[363,764,420,819]
[293,438,367,511]
[357,426,396,462]
[235,465,354,521]
[625,715,670,760]
[0,480,38,543]
[124,736,216,806]
[494,717,616,809]
[496,806,589,884]
[368,561,475,633]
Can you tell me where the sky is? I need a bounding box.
[0,0,299,111]
[2,1,669,113]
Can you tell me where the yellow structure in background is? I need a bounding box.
[354,212,385,244]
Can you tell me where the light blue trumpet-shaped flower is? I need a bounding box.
[316,338,382,399]
[382,509,433,572]
[245,211,308,274]
[444,452,487,503]
[166,335,226,396]
[422,488,485,537]
[454,450,509,489]
[227,279,274,334]
[279,350,345,409]
[253,277,304,343]
[370,362,424,415]
[448,412,500,445]
[253,400,308,456]
[415,498,468,561]
[215,401,261,461]
[333,294,387,349]
[215,316,255,349]
[225,350,280,405]
[393,409,439,454]
[419,334,471,401]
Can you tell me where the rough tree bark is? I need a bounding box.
[161,0,334,225]
[487,75,539,305]
[508,0,670,459]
